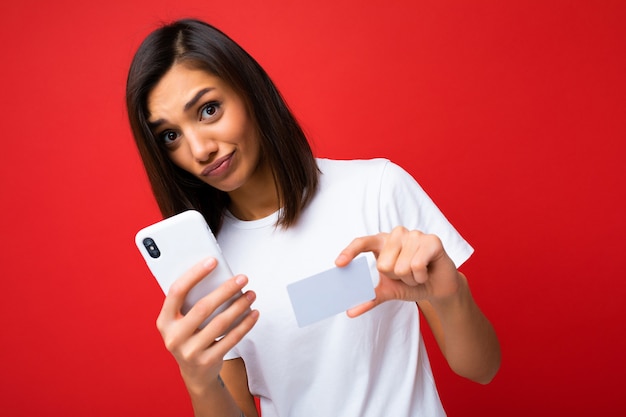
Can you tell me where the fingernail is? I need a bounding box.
[246,291,256,302]
[235,275,247,285]
[203,258,216,268]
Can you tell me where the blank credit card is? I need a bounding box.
[286,256,376,327]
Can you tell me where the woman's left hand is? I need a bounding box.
[337,226,501,383]
[335,226,461,317]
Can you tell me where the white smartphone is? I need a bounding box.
[135,210,248,331]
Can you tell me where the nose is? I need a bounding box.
[185,127,217,162]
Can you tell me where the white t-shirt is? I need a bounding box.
[219,158,473,417]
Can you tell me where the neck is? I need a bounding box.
[227,163,280,221]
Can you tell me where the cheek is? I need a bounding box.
[167,149,193,171]
[226,102,257,141]
[242,130,263,163]
[230,116,261,155]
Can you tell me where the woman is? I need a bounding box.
[126,18,500,417]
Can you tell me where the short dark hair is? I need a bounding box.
[126,19,319,233]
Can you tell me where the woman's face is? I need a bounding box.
[147,63,264,195]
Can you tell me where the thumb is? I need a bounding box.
[346,299,379,318]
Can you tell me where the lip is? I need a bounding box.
[200,152,235,177]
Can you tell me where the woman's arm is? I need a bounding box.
[184,372,244,417]
[417,280,500,384]
[336,226,500,384]
[220,358,260,417]
[156,257,260,417]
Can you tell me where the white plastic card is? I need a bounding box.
[286,256,376,327]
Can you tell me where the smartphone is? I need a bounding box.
[135,210,248,331]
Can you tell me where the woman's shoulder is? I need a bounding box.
[316,157,391,174]
[316,157,411,183]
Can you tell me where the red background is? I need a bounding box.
[1,0,624,415]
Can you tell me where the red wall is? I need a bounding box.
[1,1,624,415]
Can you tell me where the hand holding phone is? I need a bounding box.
[135,210,250,332]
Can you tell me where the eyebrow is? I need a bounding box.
[184,87,214,111]
[148,87,215,129]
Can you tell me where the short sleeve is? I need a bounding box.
[223,350,241,360]
[377,160,474,268]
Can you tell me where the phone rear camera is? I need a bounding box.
[142,237,161,258]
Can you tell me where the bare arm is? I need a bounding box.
[337,226,501,384]
[417,277,500,384]
[220,358,260,417]
[184,373,244,417]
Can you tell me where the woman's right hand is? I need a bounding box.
[156,257,259,394]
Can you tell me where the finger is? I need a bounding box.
[335,234,385,267]
[376,227,420,287]
[183,274,251,331]
[206,289,257,336]
[181,284,258,358]
[158,257,218,326]
[394,230,424,285]
[376,227,404,279]
[410,234,445,284]
[159,275,256,358]
[346,299,378,318]
[200,309,260,364]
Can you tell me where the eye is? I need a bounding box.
[159,130,179,146]
[200,101,221,121]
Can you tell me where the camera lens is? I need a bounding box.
[142,237,161,258]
